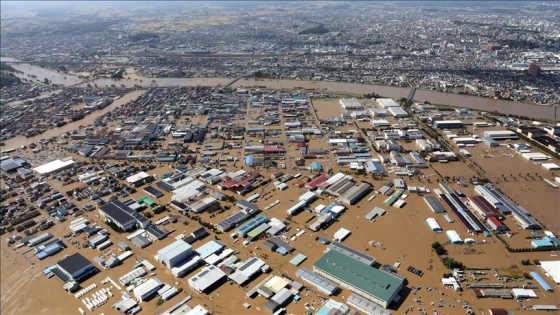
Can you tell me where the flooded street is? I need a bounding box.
[2,89,146,149]
[2,59,558,121]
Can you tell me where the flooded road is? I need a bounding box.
[3,58,557,121]
[2,89,146,149]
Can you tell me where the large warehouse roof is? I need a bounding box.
[314,250,404,303]
[539,260,560,284]
[33,158,75,175]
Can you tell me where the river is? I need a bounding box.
[2,58,557,121]
[2,89,147,149]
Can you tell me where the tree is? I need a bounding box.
[533,259,540,265]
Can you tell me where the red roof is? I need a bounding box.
[264,145,285,153]
[488,217,504,227]
[296,142,307,148]
[305,175,328,188]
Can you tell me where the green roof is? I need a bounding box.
[313,250,403,302]
[137,196,155,206]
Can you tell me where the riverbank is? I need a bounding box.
[2,59,558,121]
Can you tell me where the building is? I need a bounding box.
[446,230,463,244]
[375,98,400,109]
[98,200,147,232]
[425,218,443,232]
[339,182,372,205]
[54,253,97,283]
[188,265,226,293]
[327,242,376,266]
[133,277,163,301]
[313,250,404,308]
[296,267,338,296]
[482,130,518,140]
[33,158,75,175]
[433,120,463,129]
[340,98,363,110]
[228,257,269,286]
[157,240,193,268]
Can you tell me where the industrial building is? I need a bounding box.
[296,267,338,296]
[339,182,372,205]
[326,242,376,266]
[229,257,269,286]
[264,287,294,313]
[188,265,227,293]
[424,197,446,213]
[313,250,404,308]
[475,184,541,229]
[157,240,193,268]
[32,158,76,175]
[347,293,392,315]
[133,277,163,301]
[53,253,97,283]
[433,120,463,129]
[446,230,463,244]
[425,218,443,232]
[98,200,150,232]
[339,98,363,110]
[482,130,518,140]
[195,240,225,259]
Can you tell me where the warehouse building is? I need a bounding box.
[339,182,372,205]
[327,242,376,266]
[133,277,163,301]
[340,98,363,110]
[296,267,338,296]
[425,218,443,232]
[53,253,97,283]
[228,257,269,286]
[433,120,463,129]
[98,200,150,232]
[33,158,76,175]
[424,197,446,213]
[157,240,193,268]
[446,230,463,244]
[482,130,518,140]
[313,250,404,308]
[188,265,227,293]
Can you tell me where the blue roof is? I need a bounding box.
[195,240,225,259]
[245,155,254,165]
[310,162,322,170]
[532,239,553,247]
[530,271,553,291]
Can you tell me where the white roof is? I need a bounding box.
[333,228,351,241]
[33,158,75,175]
[126,171,150,184]
[542,163,560,170]
[184,305,209,315]
[425,218,442,231]
[540,260,560,283]
[512,288,537,298]
[133,277,162,299]
[188,265,226,292]
[376,98,400,108]
[446,230,463,243]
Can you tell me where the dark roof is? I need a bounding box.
[146,225,168,240]
[0,159,22,172]
[57,253,93,275]
[99,200,136,225]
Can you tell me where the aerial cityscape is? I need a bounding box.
[0,1,559,315]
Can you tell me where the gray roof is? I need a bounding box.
[57,253,93,275]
